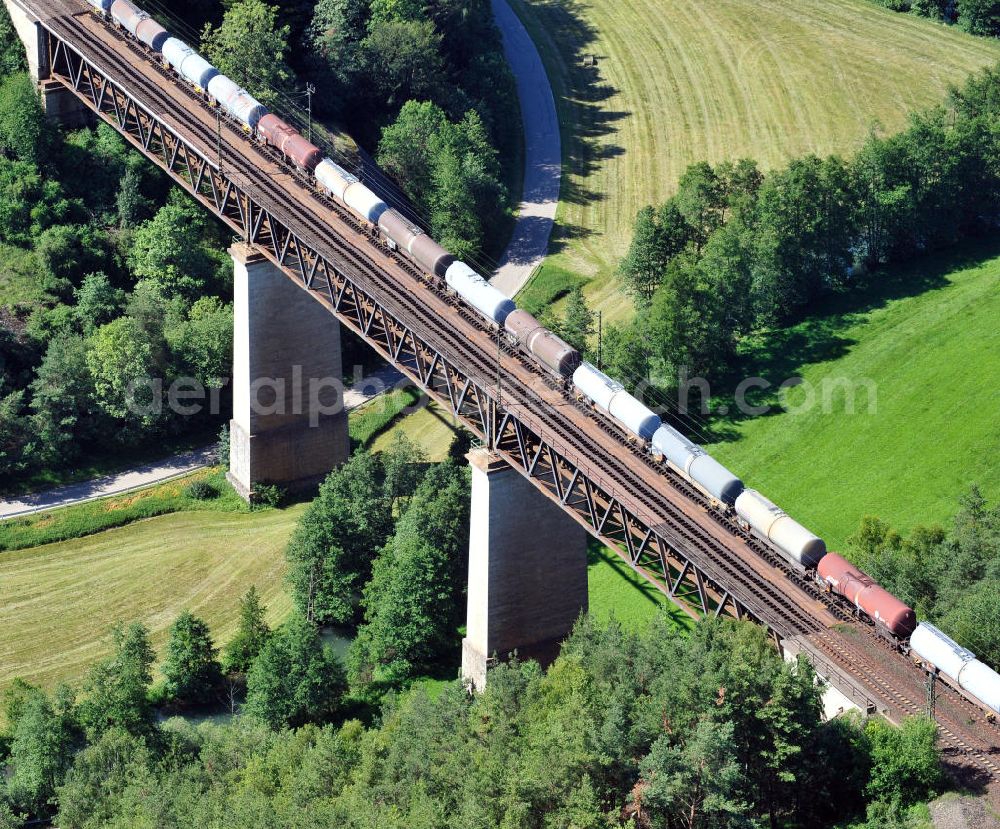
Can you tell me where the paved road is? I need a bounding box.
[490,0,562,299]
[0,365,409,521]
[0,447,218,521]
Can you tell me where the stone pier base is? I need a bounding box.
[39,79,92,128]
[461,449,589,690]
[228,243,349,499]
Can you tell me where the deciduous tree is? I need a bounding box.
[244,614,346,728]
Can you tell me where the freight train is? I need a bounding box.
[86,0,1000,719]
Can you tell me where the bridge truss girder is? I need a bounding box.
[44,25,790,647]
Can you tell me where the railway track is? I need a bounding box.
[38,1,999,792]
[49,6,824,641]
[809,629,1000,790]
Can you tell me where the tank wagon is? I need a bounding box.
[911,623,1000,715]
[91,0,1000,723]
[257,115,322,172]
[736,489,827,569]
[651,423,743,506]
[817,553,917,638]
[573,362,661,441]
[445,262,515,325]
[503,310,580,378]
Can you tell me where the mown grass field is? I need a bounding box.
[0,505,302,696]
[0,387,422,697]
[707,243,1000,552]
[508,0,1000,321]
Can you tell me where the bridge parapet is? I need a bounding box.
[462,447,589,690]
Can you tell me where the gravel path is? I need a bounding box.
[489,0,562,298]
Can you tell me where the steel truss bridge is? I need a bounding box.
[15,0,1000,794]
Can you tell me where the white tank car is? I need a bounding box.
[910,622,975,682]
[343,182,388,224]
[315,159,358,201]
[162,39,219,91]
[910,622,1000,715]
[734,489,826,568]
[445,262,515,325]
[573,362,660,441]
[959,660,1000,715]
[573,362,622,410]
[651,424,744,506]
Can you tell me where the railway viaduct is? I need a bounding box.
[4,0,999,790]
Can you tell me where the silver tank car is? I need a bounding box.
[86,0,114,13]
[503,309,580,377]
[573,362,660,440]
[445,262,515,325]
[409,235,453,278]
[734,489,826,568]
[651,424,744,505]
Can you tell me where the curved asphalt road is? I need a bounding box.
[490,0,562,298]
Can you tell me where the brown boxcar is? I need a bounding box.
[409,234,454,277]
[134,17,168,50]
[818,553,917,637]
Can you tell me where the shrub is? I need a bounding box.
[250,482,285,509]
[184,480,218,501]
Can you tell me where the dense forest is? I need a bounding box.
[0,611,946,829]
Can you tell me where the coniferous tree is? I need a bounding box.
[78,622,156,741]
[244,614,346,728]
[161,611,224,706]
[223,586,271,674]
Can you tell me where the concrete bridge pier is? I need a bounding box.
[462,448,589,690]
[228,243,349,500]
[3,0,91,127]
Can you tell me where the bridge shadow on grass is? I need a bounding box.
[510,0,629,248]
[587,539,693,631]
[704,238,1000,439]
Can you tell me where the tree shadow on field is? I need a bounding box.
[515,0,629,254]
[705,237,1000,439]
